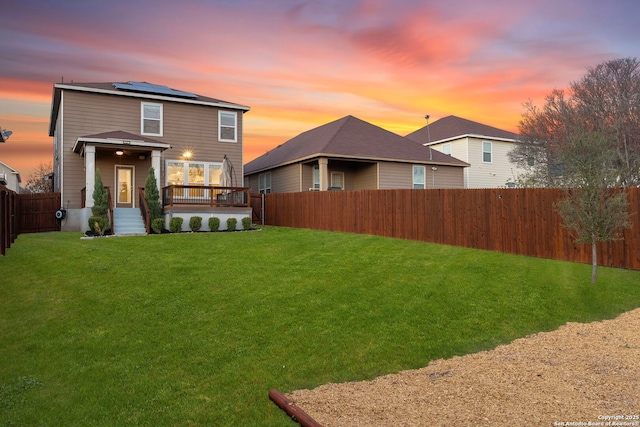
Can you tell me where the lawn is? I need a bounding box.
[1,227,639,426]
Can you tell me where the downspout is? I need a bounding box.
[60,90,65,208]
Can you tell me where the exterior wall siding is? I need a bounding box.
[378,162,412,189]
[59,90,245,209]
[433,137,525,188]
[351,163,377,190]
[271,164,301,193]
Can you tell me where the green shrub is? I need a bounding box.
[226,218,237,232]
[189,216,203,232]
[88,216,110,236]
[91,170,109,217]
[169,217,184,233]
[241,217,252,230]
[151,218,165,234]
[208,217,220,232]
[144,167,162,221]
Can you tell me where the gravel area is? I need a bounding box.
[288,309,640,427]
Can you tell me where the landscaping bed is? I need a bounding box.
[289,308,640,426]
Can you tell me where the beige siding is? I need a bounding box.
[351,163,377,190]
[271,164,301,193]
[378,162,412,189]
[466,138,520,188]
[379,161,464,189]
[433,137,525,188]
[429,165,464,188]
[60,90,244,208]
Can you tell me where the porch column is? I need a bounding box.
[85,145,96,208]
[151,150,161,194]
[319,157,329,191]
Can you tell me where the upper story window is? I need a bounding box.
[441,143,452,156]
[413,165,425,189]
[141,102,163,136]
[482,141,492,163]
[219,111,237,142]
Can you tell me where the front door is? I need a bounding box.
[115,166,134,208]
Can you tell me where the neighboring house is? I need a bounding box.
[405,115,523,188]
[244,115,468,194]
[49,81,251,233]
[0,160,21,193]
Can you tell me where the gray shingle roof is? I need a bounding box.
[244,115,467,174]
[405,115,520,145]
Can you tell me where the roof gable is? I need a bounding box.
[405,115,520,145]
[245,115,467,174]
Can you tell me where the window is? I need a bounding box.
[209,164,222,186]
[330,172,344,189]
[166,160,223,197]
[219,111,237,142]
[482,141,492,163]
[141,103,163,136]
[441,143,452,156]
[413,165,425,189]
[313,165,320,190]
[259,172,271,194]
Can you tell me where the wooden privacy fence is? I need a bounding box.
[264,187,640,270]
[0,184,18,256]
[17,192,61,234]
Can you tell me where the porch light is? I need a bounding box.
[116,150,124,156]
[183,150,192,159]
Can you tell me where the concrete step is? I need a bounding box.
[113,208,147,235]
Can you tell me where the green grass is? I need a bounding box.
[1,227,639,426]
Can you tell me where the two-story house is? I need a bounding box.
[406,115,523,188]
[49,81,251,233]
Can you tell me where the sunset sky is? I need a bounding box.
[1,0,638,179]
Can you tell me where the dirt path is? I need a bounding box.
[288,309,640,426]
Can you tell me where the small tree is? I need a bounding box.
[92,169,109,217]
[144,167,162,221]
[554,130,631,283]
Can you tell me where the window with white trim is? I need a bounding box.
[166,160,223,187]
[482,141,492,163]
[313,165,320,190]
[141,102,163,136]
[259,172,271,194]
[441,143,452,156]
[219,111,237,142]
[330,172,344,189]
[413,165,425,189]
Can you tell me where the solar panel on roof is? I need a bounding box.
[113,82,198,99]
